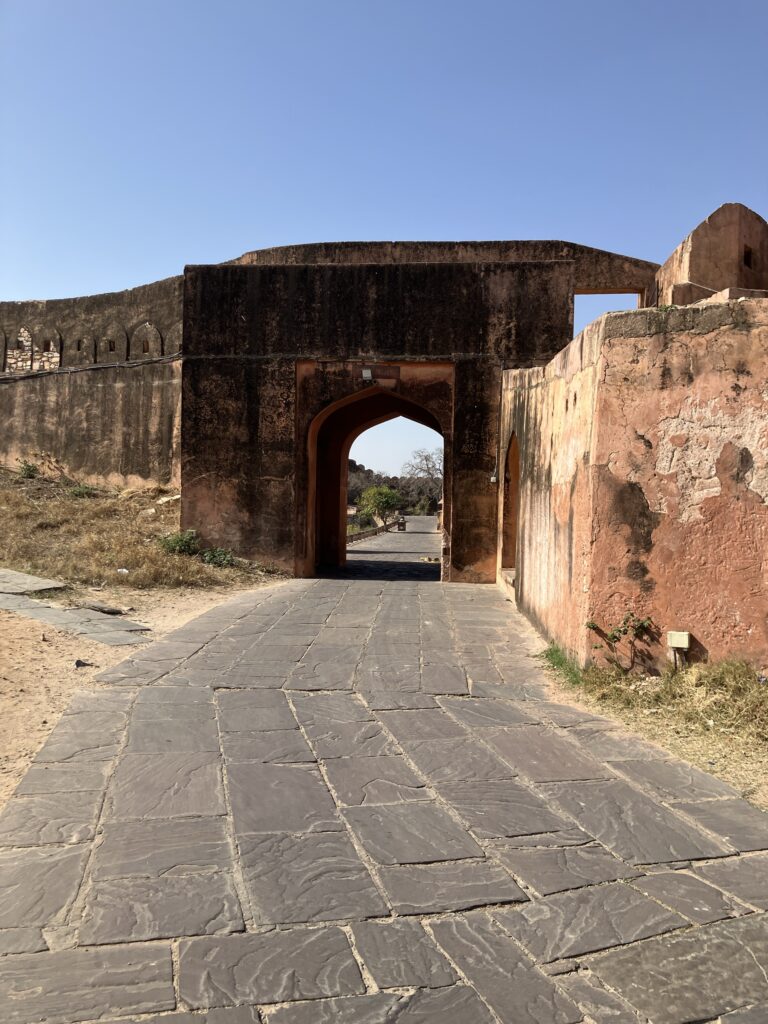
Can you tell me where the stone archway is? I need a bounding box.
[304,386,447,576]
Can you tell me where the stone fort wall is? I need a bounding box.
[0,275,183,486]
[1,204,766,666]
[501,298,768,669]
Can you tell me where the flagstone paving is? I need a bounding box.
[0,568,150,645]
[2,519,768,1022]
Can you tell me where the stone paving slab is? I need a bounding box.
[348,918,457,988]
[588,914,768,1024]
[490,842,640,895]
[542,778,734,864]
[629,869,751,924]
[91,816,234,879]
[496,881,688,961]
[693,852,768,909]
[0,567,151,644]
[239,830,386,924]
[178,928,365,1007]
[2,521,768,1023]
[0,943,175,1024]
[0,845,88,928]
[0,568,64,593]
[78,871,244,944]
[429,912,582,1023]
[323,754,430,805]
[377,859,528,914]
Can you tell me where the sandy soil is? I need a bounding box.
[544,670,768,810]
[0,584,256,809]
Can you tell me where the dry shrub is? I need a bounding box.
[0,470,285,590]
[545,644,768,742]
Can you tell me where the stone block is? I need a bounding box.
[178,928,364,1007]
[378,860,526,914]
[0,944,175,1024]
[239,831,385,924]
[342,802,482,864]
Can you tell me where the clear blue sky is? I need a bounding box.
[2,0,767,472]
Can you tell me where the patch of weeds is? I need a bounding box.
[17,459,40,479]
[69,484,97,498]
[158,529,200,556]
[201,547,235,568]
[541,643,588,688]
[541,643,768,742]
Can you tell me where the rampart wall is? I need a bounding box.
[503,298,768,669]
[0,358,181,488]
[0,276,183,373]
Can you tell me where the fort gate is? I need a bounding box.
[181,241,655,580]
[3,205,767,666]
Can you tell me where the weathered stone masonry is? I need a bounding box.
[0,276,183,487]
[2,204,767,667]
[497,205,768,668]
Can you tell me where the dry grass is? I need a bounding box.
[543,644,768,806]
[546,648,768,741]
[0,468,287,590]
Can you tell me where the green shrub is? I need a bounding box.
[158,529,200,556]
[201,547,235,567]
[541,643,584,688]
[17,459,40,479]
[69,484,97,498]
[358,485,403,528]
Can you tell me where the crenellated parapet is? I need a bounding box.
[0,275,183,376]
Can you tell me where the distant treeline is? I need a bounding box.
[348,448,443,515]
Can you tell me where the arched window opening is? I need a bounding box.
[6,328,33,374]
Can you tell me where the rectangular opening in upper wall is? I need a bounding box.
[573,293,640,337]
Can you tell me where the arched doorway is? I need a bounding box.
[500,433,521,575]
[305,387,448,575]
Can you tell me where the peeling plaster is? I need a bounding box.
[655,403,768,521]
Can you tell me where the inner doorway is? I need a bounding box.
[306,387,448,578]
[345,416,443,579]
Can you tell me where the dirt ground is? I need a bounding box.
[0,584,261,809]
[544,670,768,810]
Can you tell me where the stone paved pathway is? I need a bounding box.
[0,568,150,646]
[1,520,768,1023]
